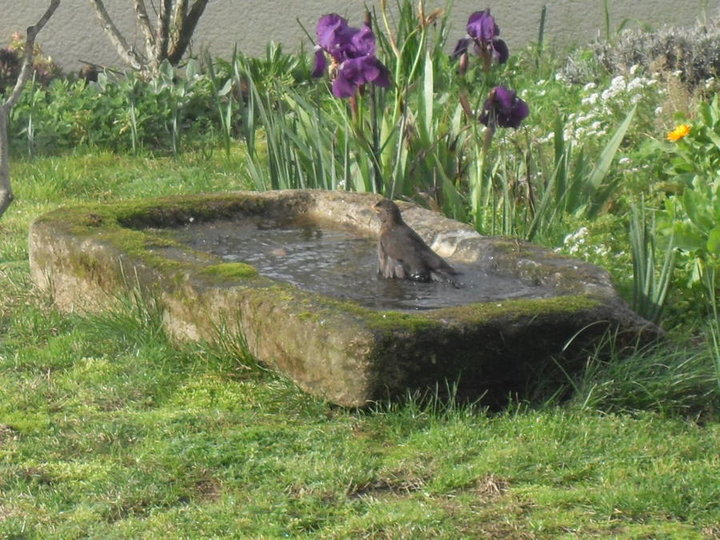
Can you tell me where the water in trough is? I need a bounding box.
[168,216,553,311]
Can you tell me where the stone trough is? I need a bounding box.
[29,190,659,406]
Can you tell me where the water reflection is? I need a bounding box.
[170,217,552,311]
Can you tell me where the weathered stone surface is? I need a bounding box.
[29,189,659,406]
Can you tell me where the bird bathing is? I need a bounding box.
[168,215,553,311]
[29,189,659,407]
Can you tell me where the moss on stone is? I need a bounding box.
[71,250,105,281]
[200,262,259,281]
[37,191,309,232]
[364,310,440,335]
[36,199,240,280]
[430,294,601,322]
[35,193,317,294]
[105,229,190,272]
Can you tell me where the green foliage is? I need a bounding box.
[231,3,473,212]
[9,61,226,156]
[521,106,636,242]
[661,96,720,266]
[652,96,720,344]
[225,1,643,245]
[565,336,719,417]
[206,41,308,158]
[6,41,309,157]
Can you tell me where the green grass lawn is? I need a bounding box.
[1,151,719,538]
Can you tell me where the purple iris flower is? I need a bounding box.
[312,13,390,98]
[453,9,509,66]
[468,9,499,42]
[479,86,529,129]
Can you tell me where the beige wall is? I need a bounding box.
[1,1,715,73]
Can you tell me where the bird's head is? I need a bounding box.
[373,198,403,225]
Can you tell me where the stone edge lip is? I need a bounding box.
[28,189,660,406]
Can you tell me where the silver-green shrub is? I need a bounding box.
[564,16,720,87]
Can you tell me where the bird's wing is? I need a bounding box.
[397,225,456,275]
[388,225,461,284]
[379,226,420,276]
[379,222,460,284]
[377,238,407,279]
[419,245,457,274]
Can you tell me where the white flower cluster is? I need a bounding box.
[534,79,547,97]
[559,65,664,146]
[561,226,590,256]
[704,76,719,92]
[560,226,611,259]
[617,153,650,177]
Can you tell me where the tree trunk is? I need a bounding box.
[0,0,60,220]
[89,0,211,77]
[167,0,210,66]
[0,109,12,217]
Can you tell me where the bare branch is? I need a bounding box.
[88,0,146,71]
[133,0,156,58]
[1,0,61,218]
[167,0,210,65]
[3,0,61,110]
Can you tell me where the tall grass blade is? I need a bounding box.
[421,52,434,142]
[603,0,612,41]
[581,104,636,217]
[129,100,138,156]
[702,266,720,389]
[536,4,547,64]
[629,202,675,323]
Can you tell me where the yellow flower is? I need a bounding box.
[666,124,691,142]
